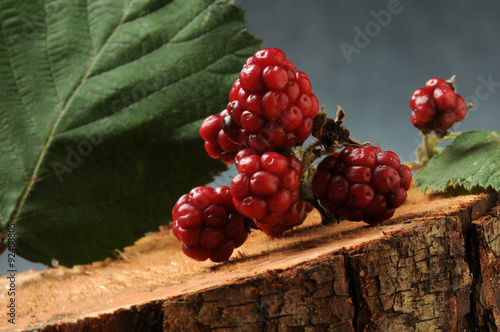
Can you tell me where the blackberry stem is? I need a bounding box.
[298,105,368,225]
[302,105,367,174]
[407,131,461,169]
[423,133,435,161]
[300,181,339,225]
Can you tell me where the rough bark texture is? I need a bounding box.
[1,190,499,332]
[163,256,354,331]
[41,302,165,332]
[472,206,500,331]
[346,214,472,331]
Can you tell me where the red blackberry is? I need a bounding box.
[257,200,314,238]
[231,149,310,237]
[409,77,468,136]
[223,48,319,153]
[200,110,244,164]
[312,146,412,225]
[172,186,249,262]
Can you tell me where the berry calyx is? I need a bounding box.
[172,186,249,262]
[312,145,412,225]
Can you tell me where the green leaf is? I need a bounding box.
[0,0,260,266]
[414,130,500,193]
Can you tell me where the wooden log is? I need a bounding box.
[0,188,499,331]
[471,206,500,330]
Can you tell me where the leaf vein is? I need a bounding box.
[85,1,213,80]
[0,14,44,145]
[3,132,29,183]
[85,0,95,55]
[55,55,239,137]
[8,0,136,225]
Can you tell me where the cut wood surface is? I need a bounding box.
[0,187,499,331]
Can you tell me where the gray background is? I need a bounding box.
[4,0,500,273]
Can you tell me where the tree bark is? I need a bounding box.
[1,189,499,332]
[471,206,500,330]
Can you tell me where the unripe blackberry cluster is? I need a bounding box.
[312,145,412,225]
[410,77,467,135]
[174,48,413,263]
[172,186,249,262]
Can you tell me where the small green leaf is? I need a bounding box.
[0,0,260,266]
[414,130,500,193]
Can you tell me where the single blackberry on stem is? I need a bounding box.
[409,76,473,137]
[408,76,475,166]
